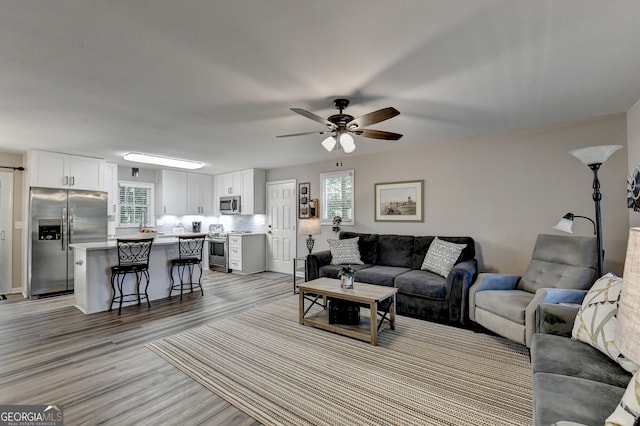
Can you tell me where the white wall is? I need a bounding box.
[628,98,640,228]
[267,113,629,276]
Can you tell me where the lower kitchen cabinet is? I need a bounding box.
[228,233,266,275]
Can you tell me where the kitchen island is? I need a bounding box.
[70,237,198,314]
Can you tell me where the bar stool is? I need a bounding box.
[169,234,206,300]
[109,237,154,315]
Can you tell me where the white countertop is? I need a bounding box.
[70,237,181,251]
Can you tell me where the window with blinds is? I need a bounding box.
[320,169,354,225]
[118,181,154,227]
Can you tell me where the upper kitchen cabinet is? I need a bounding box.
[104,162,119,215]
[30,150,105,191]
[219,171,243,196]
[241,168,265,215]
[156,169,188,215]
[187,172,213,215]
[214,168,265,215]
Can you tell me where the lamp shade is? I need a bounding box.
[339,133,356,153]
[552,213,575,234]
[569,145,622,166]
[616,227,640,365]
[298,218,321,235]
[321,136,337,152]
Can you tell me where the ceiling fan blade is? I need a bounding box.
[347,107,400,128]
[354,129,403,140]
[276,130,330,138]
[290,108,336,128]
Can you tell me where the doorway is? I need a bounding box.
[0,171,13,296]
[265,180,296,274]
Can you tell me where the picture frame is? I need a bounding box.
[299,182,311,218]
[374,180,424,222]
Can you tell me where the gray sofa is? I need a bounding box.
[306,232,477,324]
[532,303,632,425]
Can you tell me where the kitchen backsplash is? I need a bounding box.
[112,214,267,238]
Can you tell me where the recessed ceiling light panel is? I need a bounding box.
[123,152,205,170]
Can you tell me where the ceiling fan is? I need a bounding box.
[277,98,403,153]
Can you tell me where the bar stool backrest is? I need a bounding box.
[178,234,206,261]
[116,238,154,267]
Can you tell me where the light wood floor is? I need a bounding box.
[0,270,293,425]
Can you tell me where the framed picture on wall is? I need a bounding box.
[299,182,310,218]
[374,180,424,222]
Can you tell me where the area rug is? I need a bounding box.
[147,297,532,425]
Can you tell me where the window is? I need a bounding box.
[118,181,154,227]
[320,169,354,225]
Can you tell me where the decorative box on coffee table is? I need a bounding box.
[328,298,360,325]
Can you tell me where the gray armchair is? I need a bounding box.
[469,234,597,347]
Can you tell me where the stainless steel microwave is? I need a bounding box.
[220,196,241,214]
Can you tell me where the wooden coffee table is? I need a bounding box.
[298,277,397,345]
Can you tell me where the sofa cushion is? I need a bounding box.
[474,289,534,324]
[394,270,447,300]
[420,237,467,277]
[319,264,372,279]
[606,368,640,425]
[340,232,378,264]
[572,273,639,373]
[354,265,411,287]
[534,373,626,426]
[328,237,364,265]
[531,334,632,388]
[376,235,414,268]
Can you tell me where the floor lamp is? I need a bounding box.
[564,144,622,278]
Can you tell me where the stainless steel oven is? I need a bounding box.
[208,236,229,273]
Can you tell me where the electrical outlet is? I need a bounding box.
[156,220,164,226]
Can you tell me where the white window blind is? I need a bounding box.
[320,169,354,225]
[118,181,154,227]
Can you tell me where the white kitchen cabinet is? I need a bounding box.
[187,173,213,214]
[156,169,188,215]
[241,168,265,215]
[214,168,265,215]
[30,150,104,191]
[104,162,119,215]
[228,233,266,274]
[220,171,243,196]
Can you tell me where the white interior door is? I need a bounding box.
[266,180,296,274]
[0,172,13,295]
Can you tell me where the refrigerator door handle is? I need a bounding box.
[61,208,67,251]
[69,208,74,243]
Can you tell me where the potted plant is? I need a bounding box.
[338,265,354,289]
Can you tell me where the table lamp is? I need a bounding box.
[298,218,321,254]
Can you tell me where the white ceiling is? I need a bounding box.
[1,1,639,174]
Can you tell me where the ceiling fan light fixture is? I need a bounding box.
[321,136,337,152]
[123,152,205,170]
[339,132,356,153]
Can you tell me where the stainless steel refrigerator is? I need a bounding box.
[30,187,108,297]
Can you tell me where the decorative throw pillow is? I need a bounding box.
[421,237,466,278]
[572,273,639,373]
[605,368,640,426]
[328,237,364,265]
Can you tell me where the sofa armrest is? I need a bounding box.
[524,289,586,345]
[535,303,580,337]
[468,273,520,322]
[447,259,478,324]
[306,250,332,281]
